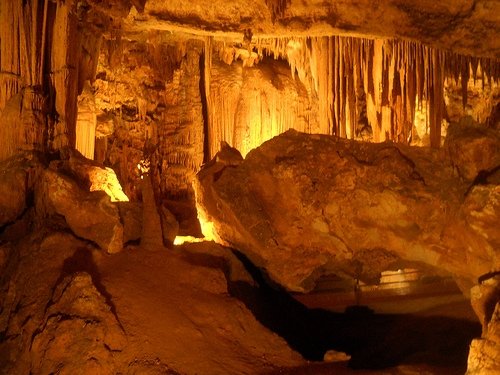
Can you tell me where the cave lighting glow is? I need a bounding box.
[88,167,129,202]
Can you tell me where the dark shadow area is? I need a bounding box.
[56,247,119,322]
[228,251,481,372]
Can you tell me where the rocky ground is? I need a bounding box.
[0,126,497,374]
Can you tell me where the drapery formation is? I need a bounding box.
[204,35,500,158]
[255,36,500,147]
[0,0,100,161]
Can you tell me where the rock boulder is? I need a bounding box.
[37,167,123,253]
[194,130,499,292]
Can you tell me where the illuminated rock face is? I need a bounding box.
[468,300,500,374]
[195,129,499,292]
[36,166,124,254]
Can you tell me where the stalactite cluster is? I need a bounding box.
[0,0,49,160]
[205,49,318,159]
[251,36,500,147]
[155,44,205,198]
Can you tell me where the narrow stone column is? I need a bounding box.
[140,173,163,250]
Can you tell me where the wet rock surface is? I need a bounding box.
[195,129,499,292]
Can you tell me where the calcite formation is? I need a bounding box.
[0,0,499,374]
[195,129,499,292]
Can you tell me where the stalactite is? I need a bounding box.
[203,36,213,162]
[246,35,499,149]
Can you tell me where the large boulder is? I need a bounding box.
[36,167,124,253]
[60,150,130,202]
[194,129,499,292]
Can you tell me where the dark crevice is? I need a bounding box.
[465,164,500,196]
[227,250,480,371]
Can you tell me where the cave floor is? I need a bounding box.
[87,241,480,375]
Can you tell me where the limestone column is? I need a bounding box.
[140,172,164,250]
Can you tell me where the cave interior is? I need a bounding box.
[0,1,499,374]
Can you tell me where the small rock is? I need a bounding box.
[160,204,179,245]
[323,349,351,362]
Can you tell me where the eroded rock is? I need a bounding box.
[445,122,500,180]
[0,152,44,227]
[160,203,179,245]
[36,167,124,253]
[195,130,499,292]
[30,272,126,375]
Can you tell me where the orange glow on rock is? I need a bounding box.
[88,167,129,202]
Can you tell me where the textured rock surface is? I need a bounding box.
[118,201,143,243]
[195,129,499,292]
[468,301,500,375]
[30,272,127,375]
[0,152,44,227]
[36,167,124,253]
[445,122,500,181]
[0,229,303,375]
[127,0,500,59]
[0,165,28,228]
[0,232,121,374]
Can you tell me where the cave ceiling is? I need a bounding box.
[85,0,500,59]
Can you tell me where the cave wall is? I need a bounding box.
[1,0,499,200]
[91,36,204,200]
[0,0,111,162]
[87,33,500,200]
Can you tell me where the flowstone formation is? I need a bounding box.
[195,127,499,293]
